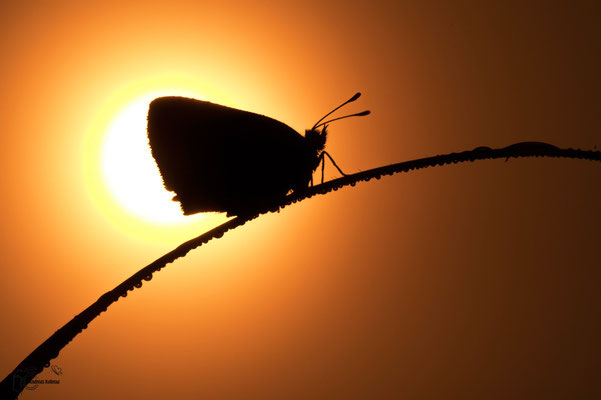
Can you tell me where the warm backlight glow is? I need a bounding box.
[100,94,186,224]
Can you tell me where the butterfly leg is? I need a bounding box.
[320,153,326,184]
[322,151,347,178]
[310,153,324,187]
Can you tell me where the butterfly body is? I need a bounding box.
[147,96,324,216]
[147,94,368,216]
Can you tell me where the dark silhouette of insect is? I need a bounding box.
[147,93,370,216]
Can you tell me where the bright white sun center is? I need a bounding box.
[100,94,194,225]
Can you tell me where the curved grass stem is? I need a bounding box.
[1,141,600,399]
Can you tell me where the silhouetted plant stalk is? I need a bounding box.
[1,141,600,398]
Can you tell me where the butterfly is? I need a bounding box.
[147,93,369,216]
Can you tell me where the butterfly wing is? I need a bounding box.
[147,96,316,216]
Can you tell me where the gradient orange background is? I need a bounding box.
[1,1,600,398]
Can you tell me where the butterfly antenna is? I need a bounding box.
[314,110,371,128]
[312,92,362,130]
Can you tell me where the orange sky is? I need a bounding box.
[1,1,600,398]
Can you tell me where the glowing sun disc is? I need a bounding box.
[100,93,192,225]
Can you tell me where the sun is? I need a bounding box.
[98,87,228,227]
[84,79,235,238]
[99,93,185,224]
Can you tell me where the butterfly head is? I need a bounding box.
[304,125,328,153]
[308,92,370,154]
